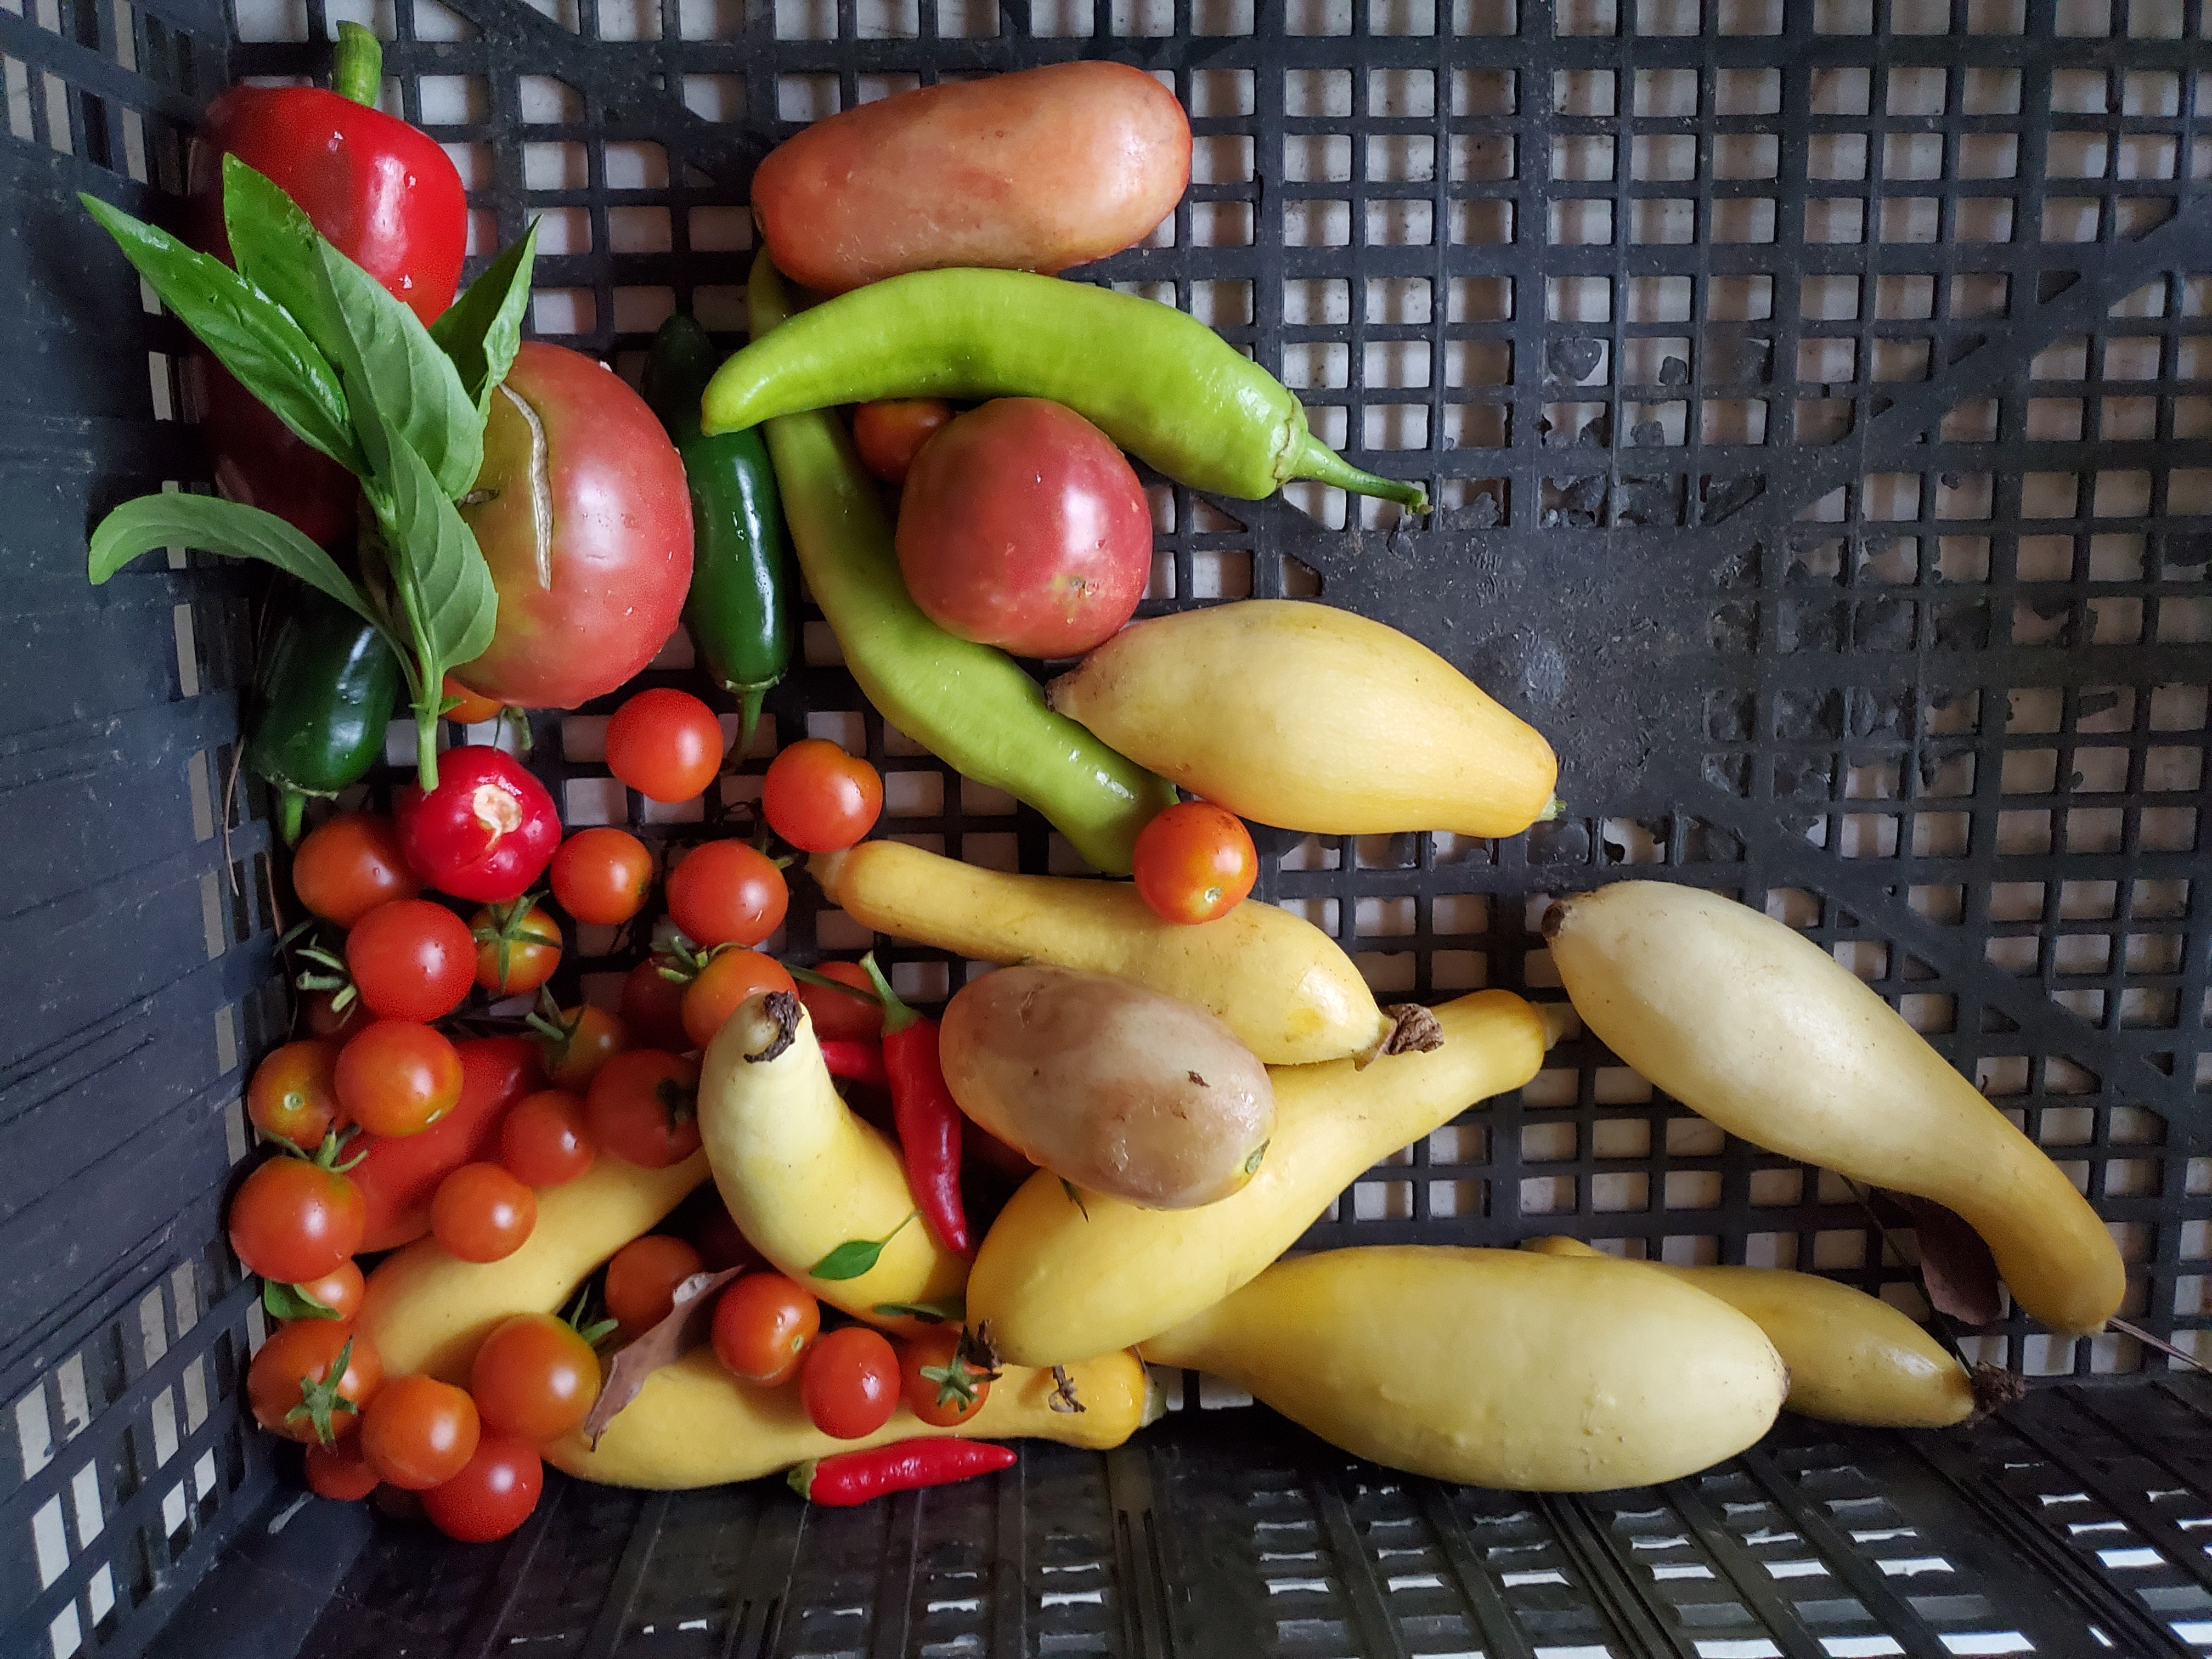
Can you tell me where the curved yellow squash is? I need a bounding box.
[1142,1246,1787,1492]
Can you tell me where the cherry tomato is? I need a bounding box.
[292,1260,366,1323]
[761,740,884,854]
[302,988,370,1042]
[360,1374,481,1491]
[585,1050,702,1169]
[681,950,796,1051]
[335,1021,465,1137]
[499,1089,596,1187]
[899,1328,993,1427]
[851,398,953,486]
[800,1326,900,1440]
[247,1039,342,1151]
[471,1313,602,1443]
[304,1437,380,1500]
[345,899,476,1022]
[395,746,561,905]
[620,957,692,1052]
[441,675,505,725]
[1131,802,1259,926]
[470,900,562,996]
[796,960,886,1041]
[229,1155,364,1284]
[248,1321,382,1444]
[550,827,653,926]
[351,1036,540,1251]
[710,1273,820,1385]
[430,1163,537,1262]
[603,1234,704,1338]
[535,1002,627,1093]
[605,687,726,803]
[292,812,421,928]
[422,1434,543,1542]
[665,841,788,949]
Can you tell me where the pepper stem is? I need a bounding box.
[331,21,383,108]
[1287,433,1430,516]
[736,685,769,762]
[856,950,921,1036]
[279,788,307,847]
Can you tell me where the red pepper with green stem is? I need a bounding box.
[788,1438,1015,1505]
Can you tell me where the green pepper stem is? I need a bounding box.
[736,684,769,762]
[279,788,307,847]
[856,950,921,1036]
[1288,433,1430,515]
[331,21,383,107]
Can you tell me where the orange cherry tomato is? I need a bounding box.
[1131,802,1259,926]
[900,1327,993,1427]
[292,1260,366,1323]
[441,675,505,725]
[665,841,788,949]
[499,1089,596,1187]
[247,1039,342,1151]
[605,687,726,803]
[681,950,796,1051]
[360,1374,480,1491]
[602,1234,704,1338]
[292,812,420,927]
[761,739,883,854]
[335,1021,464,1137]
[304,1437,380,1499]
[430,1163,537,1262]
[549,827,654,926]
[710,1273,820,1385]
[851,398,953,486]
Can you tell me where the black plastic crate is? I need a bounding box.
[5,0,2212,1651]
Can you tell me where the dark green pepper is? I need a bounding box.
[246,583,401,843]
[642,313,792,753]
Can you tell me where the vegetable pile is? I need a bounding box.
[91,44,2126,1543]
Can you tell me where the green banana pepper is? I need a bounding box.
[746,249,1178,875]
[642,313,791,753]
[246,583,401,843]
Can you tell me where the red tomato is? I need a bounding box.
[345,899,476,1022]
[899,1328,993,1427]
[471,1313,602,1443]
[851,398,952,486]
[442,675,505,725]
[689,1197,757,1273]
[351,1036,539,1251]
[550,828,653,926]
[606,687,726,803]
[499,1089,596,1187]
[665,842,788,949]
[430,1163,537,1262]
[453,343,692,710]
[292,813,420,928]
[800,1327,900,1440]
[620,958,692,1052]
[470,901,563,996]
[304,1437,380,1500]
[229,1156,364,1284]
[603,1234,704,1338]
[360,1375,480,1491]
[534,1003,627,1093]
[292,1260,366,1324]
[248,1321,382,1445]
[797,960,885,1041]
[247,1040,341,1151]
[395,747,561,905]
[335,1022,465,1137]
[422,1435,543,1542]
[896,398,1152,659]
[761,740,883,854]
[1131,802,1258,925]
[710,1273,820,1385]
[681,950,796,1051]
[585,1051,702,1169]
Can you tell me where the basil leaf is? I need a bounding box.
[360,407,499,675]
[262,1279,341,1322]
[809,1212,916,1282]
[88,494,385,634]
[219,157,343,357]
[78,194,360,473]
[872,1299,965,1324]
[311,237,483,501]
[431,220,541,413]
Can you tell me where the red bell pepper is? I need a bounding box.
[788,1438,1015,1505]
[185,22,469,544]
[396,746,560,904]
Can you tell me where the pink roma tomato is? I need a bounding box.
[896,398,1152,660]
[453,342,693,710]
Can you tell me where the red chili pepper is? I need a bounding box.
[819,1039,890,1091]
[185,22,468,545]
[788,1438,1015,1505]
[854,954,970,1258]
[396,746,561,904]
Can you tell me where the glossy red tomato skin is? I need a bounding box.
[248,1320,383,1444]
[681,951,796,1051]
[395,747,561,905]
[499,1089,596,1186]
[1131,802,1259,925]
[351,1036,539,1251]
[620,958,692,1052]
[761,740,883,853]
[603,1234,704,1337]
[851,398,952,486]
[335,1021,465,1137]
[586,1051,703,1170]
[550,828,653,926]
[248,1040,343,1151]
[800,1327,901,1440]
[293,1260,366,1323]
[606,688,726,803]
[304,1437,381,1499]
[360,1375,481,1491]
[665,842,788,949]
[293,813,420,928]
[896,398,1153,659]
[229,1156,364,1284]
[471,1313,602,1443]
[711,1273,820,1385]
[795,960,885,1041]
[346,899,477,1021]
[422,1435,543,1542]
[454,343,693,710]
[430,1163,538,1262]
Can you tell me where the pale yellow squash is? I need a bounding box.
[1142,1246,1788,1491]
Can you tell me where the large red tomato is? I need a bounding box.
[351,1036,539,1251]
[454,343,693,709]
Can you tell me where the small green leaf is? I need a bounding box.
[360,404,500,674]
[810,1212,916,1281]
[219,157,337,347]
[79,193,360,472]
[262,1279,341,1321]
[1060,1180,1090,1221]
[431,221,541,413]
[872,1298,966,1324]
[88,495,387,634]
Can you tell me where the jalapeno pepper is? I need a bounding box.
[641,315,791,753]
[744,250,1177,876]
[703,264,1429,515]
[246,583,402,844]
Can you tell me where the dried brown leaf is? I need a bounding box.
[582,1266,742,1447]
[1893,1192,2004,1328]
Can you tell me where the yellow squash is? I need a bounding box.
[1142,1246,1787,1491]
[1523,1237,1976,1427]
[548,1346,1154,1489]
[1045,600,1558,839]
[1544,882,2125,1338]
[811,839,1432,1065]
[359,1150,709,1385]
[968,990,1554,1366]
[697,991,966,1336]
